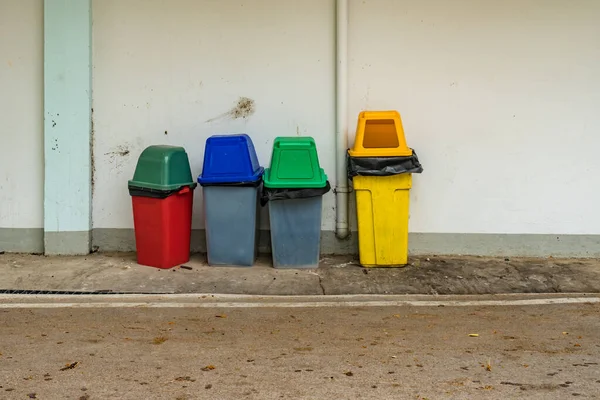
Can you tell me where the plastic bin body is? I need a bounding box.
[353,174,412,266]
[269,196,322,269]
[132,187,193,269]
[203,185,259,266]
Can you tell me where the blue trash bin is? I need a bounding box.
[198,134,264,266]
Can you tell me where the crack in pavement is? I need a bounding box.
[312,272,326,295]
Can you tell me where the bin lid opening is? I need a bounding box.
[362,119,400,148]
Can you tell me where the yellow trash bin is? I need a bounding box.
[349,110,421,267]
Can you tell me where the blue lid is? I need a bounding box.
[198,134,264,185]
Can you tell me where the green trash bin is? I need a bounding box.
[262,137,330,268]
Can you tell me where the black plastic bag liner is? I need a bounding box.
[199,179,262,188]
[260,181,331,206]
[128,184,196,199]
[347,150,423,178]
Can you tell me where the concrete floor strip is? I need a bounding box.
[0,295,598,308]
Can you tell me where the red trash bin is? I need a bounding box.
[128,146,197,269]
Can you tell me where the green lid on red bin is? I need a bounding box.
[128,145,196,191]
[263,137,328,189]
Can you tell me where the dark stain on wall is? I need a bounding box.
[230,97,255,119]
[206,97,256,122]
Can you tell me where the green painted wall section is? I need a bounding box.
[43,0,92,254]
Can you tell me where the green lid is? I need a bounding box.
[263,137,328,188]
[128,145,196,191]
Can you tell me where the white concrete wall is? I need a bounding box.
[0,0,44,230]
[92,0,336,231]
[92,0,600,237]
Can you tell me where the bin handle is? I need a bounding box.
[178,186,191,195]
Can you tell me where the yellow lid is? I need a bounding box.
[348,111,412,157]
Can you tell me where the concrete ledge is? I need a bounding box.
[409,233,600,258]
[92,229,600,258]
[0,228,44,253]
[92,229,135,252]
[44,231,91,255]
[1,253,600,295]
[6,228,598,258]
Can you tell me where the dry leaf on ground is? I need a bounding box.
[153,336,168,345]
[60,362,79,371]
